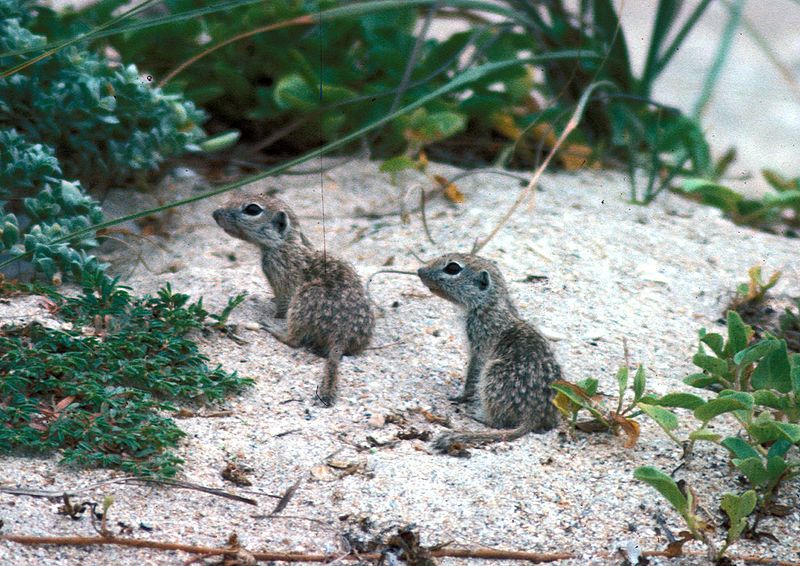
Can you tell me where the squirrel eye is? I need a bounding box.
[243,203,263,216]
[443,262,462,275]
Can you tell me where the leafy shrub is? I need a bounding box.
[35,0,712,196]
[0,128,106,281]
[635,311,800,560]
[0,0,206,190]
[0,273,251,477]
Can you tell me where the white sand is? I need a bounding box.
[2,159,799,565]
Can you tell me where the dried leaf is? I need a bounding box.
[440,181,464,204]
[221,462,252,487]
[492,113,523,141]
[610,413,641,448]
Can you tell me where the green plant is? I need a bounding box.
[778,298,800,352]
[0,0,206,190]
[730,266,781,310]
[551,364,647,448]
[0,273,251,477]
[31,0,715,199]
[635,311,800,559]
[0,128,106,282]
[680,171,800,229]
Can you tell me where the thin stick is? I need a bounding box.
[419,185,436,245]
[471,81,613,254]
[0,477,258,506]
[0,534,574,562]
[365,269,418,298]
[159,15,314,87]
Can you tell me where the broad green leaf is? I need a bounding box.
[726,310,749,355]
[693,397,748,423]
[692,353,728,376]
[637,403,678,432]
[767,439,792,459]
[734,339,783,366]
[718,390,754,407]
[616,366,629,400]
[684,373,720,389]
[732,457,768,486]
[273,73,317,111]
[700,332,724,357]
[751,340,791,393]
[412,111,467,143]
[379,156,418,174]
[721,437,760,460]
[689,429,721,443]
[651,393,706,410]
[632,365,646,402]
[577,377,599,397]
[752,389,790,411]
[721,490,756,545]
[634,466,689,516]
[773,422,800,443]
[766,456,788,482]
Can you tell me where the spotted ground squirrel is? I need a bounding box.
[418,253,560,451]
[213,195,374,405]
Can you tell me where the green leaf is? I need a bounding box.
[763,190,800,208]
[273,73,317,111]
[651,393,706,410]
[413,111,467,143]
[632,365,646,402]
[692,353,728,376]
[199,131,240,152]
[689,429,721,443]
[751,340,792,393]
[721,437,760,460]
[379,156,418,174]
[634,466,689,516]
[767,439,792,459]
[734,339,783,366]
[773,422,800,443]
[680,178,743,212]
[684,373,720,389]
[693,397,749,423]
[577,377,599,397]
[637,403,678,432]
[700,332,725,357]
[766,456,788,482]
[732,457,769,486]
[726,310,749,355]
[752,390,790,411]
[721,490,756,545]
[792,354,800,395]
[616,366,629,401]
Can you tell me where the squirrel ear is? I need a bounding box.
[476,270,491,291]
[272,211,289,235]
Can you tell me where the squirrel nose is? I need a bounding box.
[212,209,222,221]
[416,267,426,278]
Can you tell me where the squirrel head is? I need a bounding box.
[212,195,312,249]
[417,253,510,310]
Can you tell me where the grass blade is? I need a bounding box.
[691,0,744,119]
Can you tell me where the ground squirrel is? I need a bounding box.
[213,195,374,405]
[417,253,560,451]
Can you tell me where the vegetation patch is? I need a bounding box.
[0,273,252,477]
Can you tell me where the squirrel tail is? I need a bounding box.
[317,342,344,407]
[432,422,542,453]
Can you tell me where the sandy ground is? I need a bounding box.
[1,159,799,565]
[4,2,799,565]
